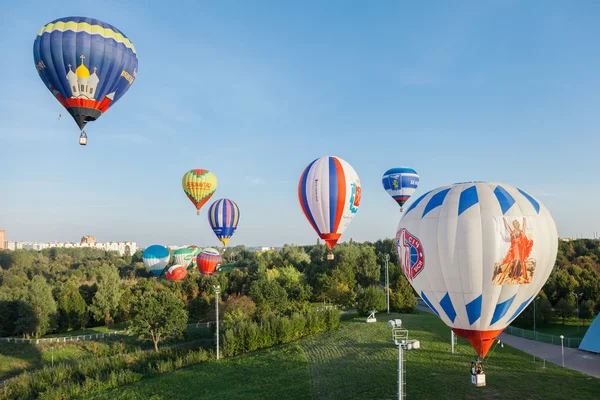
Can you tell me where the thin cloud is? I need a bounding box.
[246,176,265,185]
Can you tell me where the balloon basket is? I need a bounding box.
[471,373,486,387]
[327,252,334,261]
[399,207,404,212]
[197,211,200,216]
[470,359,486,387]
[79,131,88,146]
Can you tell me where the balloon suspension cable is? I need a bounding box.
[482,339,501,364]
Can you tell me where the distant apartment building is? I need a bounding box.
[3,240,136,256]
[81,235,97,244]
[0,230,5,250]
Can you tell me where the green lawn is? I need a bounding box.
[43,323,128,338]
[0,339,133,381]
[86,344,311,400]
[89,310,600,400]
[534,321,590,338]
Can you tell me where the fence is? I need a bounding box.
[417,298,584,348]
[1,330,128,345]
[503,326,583,348]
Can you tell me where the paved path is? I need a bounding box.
[416,305,600,379]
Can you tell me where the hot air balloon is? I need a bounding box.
[396,181,558,372]
[208,198,240,246]
[298,156,361,260]
[173,247,194,269]
[166,265,188,281]
[187,245,201,270]
[33,17,138,146]
[382,167,420,212]
[142,245,170,276]
[182,170,217,215]
[197,248,222,275]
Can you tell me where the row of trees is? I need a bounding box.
[1,237,598,345]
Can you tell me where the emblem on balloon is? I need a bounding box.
[396,228,425,281]
[492,216,536,286]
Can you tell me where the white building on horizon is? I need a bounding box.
[3,241,136,256]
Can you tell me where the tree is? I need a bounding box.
[555,297,574,324]
[89,265,123,330]
[222,295,256,326]
[355,247,380,287]
[123,246,132,265]
[580,299,595,320]
[130,289,188,352]
[57,281,88,330]
[14,276,57,337]
[390,276,417,313]
[356,286,386,316]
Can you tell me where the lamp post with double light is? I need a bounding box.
[214,285,220,360]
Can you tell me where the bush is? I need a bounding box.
[0,346,211,400]
[389,276,417,313]
[356,286,385,316]
[220,308,340,358]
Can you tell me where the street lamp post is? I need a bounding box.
[533,297,540,336]
[560,335,564,367]
[214,285,221,360]
[385,254,390,314]
[388,319,408,400]
[571,292,583,333]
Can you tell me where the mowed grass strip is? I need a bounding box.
[87,343,312,400]
[89,311,600,400]
[300,311,600,400]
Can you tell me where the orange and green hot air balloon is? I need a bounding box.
[182,169,217,215]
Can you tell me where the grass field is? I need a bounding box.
[42,323,128,338]
[0,324,213,382]
[534,321,591,338]
[89,310,600,400]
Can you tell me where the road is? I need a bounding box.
[416,304,600,379]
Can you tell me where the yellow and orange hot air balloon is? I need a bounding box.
[182,169,218,215]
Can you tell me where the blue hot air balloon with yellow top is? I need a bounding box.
[33,16,138,146]
[382,167,420,212]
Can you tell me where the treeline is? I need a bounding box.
[514,239,600,329]
[0,240,417,341]
[1,237,595,341]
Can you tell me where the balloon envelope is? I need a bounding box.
[142,245,170,276]
[173,247,194,268]
[197,248,222,275]
[187,246,201,270]
[208,198,240,246]
[382,167,419,210]
[33,17,138,132]
[396,182,558,358]
[298,156,361,250]
[182,170,218,215]
[166,265,188,281]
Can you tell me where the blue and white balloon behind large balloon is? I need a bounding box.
[382,167,419,212]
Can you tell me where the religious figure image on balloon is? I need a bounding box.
[492,216,536,285]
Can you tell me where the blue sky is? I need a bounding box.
[2,0,600,248]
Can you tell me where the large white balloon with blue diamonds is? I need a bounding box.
[396,181,558,358]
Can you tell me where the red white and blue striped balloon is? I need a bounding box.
[207,198,240,246]
[298,156,361,251]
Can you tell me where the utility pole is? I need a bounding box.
[214,285,220,360]
[385,254,390,314]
